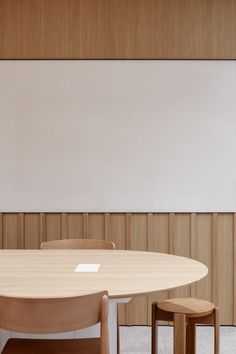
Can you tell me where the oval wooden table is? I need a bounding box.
[0,250,208,354]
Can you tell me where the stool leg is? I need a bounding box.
[214,307,220,354]
[152,303,158,354]
[186,321,196,354]
[174,313,186,354]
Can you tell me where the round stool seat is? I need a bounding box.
[158,298,215,318]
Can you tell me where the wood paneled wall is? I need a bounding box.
[0,0,236,59]
[0,212,235,325]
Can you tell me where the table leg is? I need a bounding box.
[108,298,131,354]
[0,329,10,353]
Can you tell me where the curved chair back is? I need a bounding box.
[40,238,115,250]
[0,291,108,335]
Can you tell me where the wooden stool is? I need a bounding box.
[152,298,219,354]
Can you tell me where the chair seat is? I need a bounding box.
[2,338,101,354]
[158,298,215,318]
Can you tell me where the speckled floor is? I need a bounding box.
[120,326,236,354]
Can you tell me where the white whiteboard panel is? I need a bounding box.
[0,60,236,212]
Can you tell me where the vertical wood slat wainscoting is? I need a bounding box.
[0,212,235,326]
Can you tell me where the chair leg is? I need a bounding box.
[186,321,196,354]
[174,313,186,354]
[152,302,158,354]
[214,307,220,354]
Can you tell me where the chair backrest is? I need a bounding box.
[0,291,109,335]
[40,238,115,250]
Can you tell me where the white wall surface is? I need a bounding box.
[0,60,236,211]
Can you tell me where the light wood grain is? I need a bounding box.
[67,213,83,239]
[127,214,148,325]
[45,214,61,242]
[152,299,218,354]
[61,213,67,240]
[191,214,212,301]
[108,214,126,324]
[0,292,109,354]
[0,291,108,333]
[88,214,105,241]
[108,214,126,250]
[218,213,234,324]
[24,214,40,249]
[40,239,115,250]
[174,313,186,354]
[40,235,115,351]
[0,0,235,58]
[0,212,234,325]
[17,214,24,249]
[148,214,170,325]
[170,214,191,299]
[158,298,215,317]
[0,250,207,299]
[212,213,219,307]
[82,213,89,239]
[39,213,46,244]
[2,214,18,249]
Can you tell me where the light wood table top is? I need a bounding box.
[0,250,208,299]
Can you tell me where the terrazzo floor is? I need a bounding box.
[120,326,236,354]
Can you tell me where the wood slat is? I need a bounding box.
[170,214,191,299]
[18,213,25,249]
[212,213,219,307]
[104,213,110,242]
[190,213,212,301]
[218,213,234,324]
[108,214,126,250]
[61,213,67,239]
[24,213,40,249]
[82,213,88,239]
[125,213,132,250]
[108,214,126,324]
[45,214,61,241]
[2,213,18,249]
[88,214,105,240]
[190,213,197,298]
[148,213,170,325]
[67,213,83,239]
[169,213,175,255]
[39,213,46,244]
[127,214,148,325]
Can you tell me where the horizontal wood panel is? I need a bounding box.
[0,0,235,59]
[0,212,235,325]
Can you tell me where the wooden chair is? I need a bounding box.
[40,238,120,353]
[0,291,109,354]
[152,298,219,354]
[40,238,115,250]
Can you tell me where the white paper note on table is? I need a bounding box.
[75,264,100,272]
